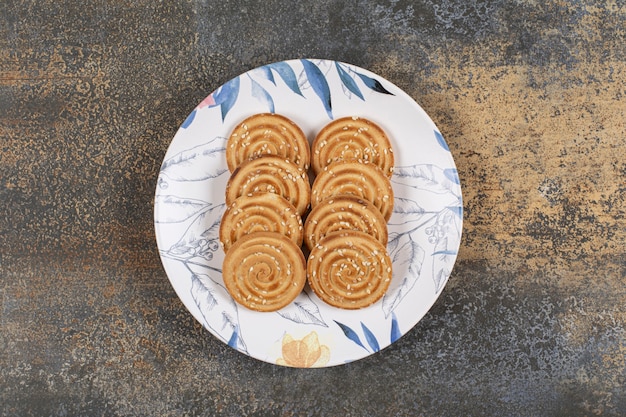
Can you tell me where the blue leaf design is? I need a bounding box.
[268,62,303,96]
[390,312,401,343]
[335,62,364,100]
[434,130,450,151]
[334,320,367,351]
[447,205,463,219]
[432,250,458,256]
[181,109,197,129]
[355,72,394,95]
[250,78,275,113]
[443,168,460,185]
[360,322,380,352]
[211,81,228,104]
[227,327,241,348]
[191,272,247,353]
[214,76,240,121]
[257,65,276,84]
[301,59,333,119]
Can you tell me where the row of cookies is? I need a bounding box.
[305,116,394,309]
[219,114,311,312]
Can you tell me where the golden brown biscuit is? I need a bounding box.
[226,113,310,172]
[303,195,387,250]
[310,160,394,221]
[219,193,303,252]
[225,155,311,216]
[222,232,306,312]
[312,116,394,178]
[307,230,392,309]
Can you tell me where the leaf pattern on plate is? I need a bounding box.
[167,203,225,263]
[253,65,275,85]
[333,320,383,353]
[360,322,380,352]
[250,76,275,113]
[382,232,426,318]
[212,76,240,121]
[387,162,462,298]
[355,72,394,95]
[159,137,228,184]
[392,163,461,199]
[390,312,401,343]
[203,60,397,121]
[426,206,463,293]
[434,129,449,151]
[154,195,211,224]
[389,197,427,226]
[265,61,303,96]
[197,93,216,110]
[335,62,364,100]
[444,168,461,185]
[181,109,197,129]
[301,59,333,119]
[276,290,328,327]
[334,320,368,351]
[191,272,247,353]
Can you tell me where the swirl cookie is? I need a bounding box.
[219,193,303,252]
[226,113,310,172]
[307,230,392,309]
[310,160,394,221]
[312,116,394,178]
[225,155,311,216]
[222,232,307,312]
[303,195,387,250]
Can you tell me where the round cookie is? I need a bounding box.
[222,232,306,312]
[310,160,394,221]
[303,195,387,250]
[226,113,310,172]
[312,116,394,178]
[220,193,303,252]
[225,155,311,216]
[307,230,392,310]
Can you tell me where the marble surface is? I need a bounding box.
[1,1,625,415]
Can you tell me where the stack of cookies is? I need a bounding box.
[219,113,310,312]
[306,116,394,310]
[220,114,394,312]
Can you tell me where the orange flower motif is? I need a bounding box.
[277,331,330,368]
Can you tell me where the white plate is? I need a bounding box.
[154,59,462,367]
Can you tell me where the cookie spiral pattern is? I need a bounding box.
[222,232,306,312]
[303,195,387,250]
[307,230,392,309]
[220,193,303,252]
[226,113,310,172]
[225,155,311,216]
[312,116,394,178]
[311,160,394,221]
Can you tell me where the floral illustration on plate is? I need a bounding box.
[276,332,330,368]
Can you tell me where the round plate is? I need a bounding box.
[154,59,462,367]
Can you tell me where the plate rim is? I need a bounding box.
[154,58,463,367]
